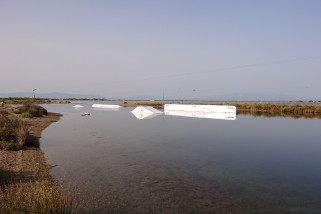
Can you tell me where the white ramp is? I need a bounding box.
[164,104,236,113]
[131,106,163,114]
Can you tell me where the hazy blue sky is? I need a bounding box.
[1,0,320,99]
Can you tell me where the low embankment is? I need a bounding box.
[121,102,321,119]
[0,97,70,105]
[0,103,75,213]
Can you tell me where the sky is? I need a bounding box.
[1,0,321,99]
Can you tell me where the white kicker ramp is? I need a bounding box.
[131,106,163,114]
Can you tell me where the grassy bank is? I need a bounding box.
[0,180,74,214]
[1,103,75,213]
[0,103,49,150]
[121,102,321,118]
[229,103,321,114]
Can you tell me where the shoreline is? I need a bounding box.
[1,108,75,213]
[0,112,62,185]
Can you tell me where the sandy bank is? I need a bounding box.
[0,112,62,185]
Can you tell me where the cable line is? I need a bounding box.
[111,55,321,83]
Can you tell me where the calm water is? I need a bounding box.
[40,103,321,214]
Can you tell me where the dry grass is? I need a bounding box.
[1,116,27,145]
[0,180,75,214]
[226,103,321,115]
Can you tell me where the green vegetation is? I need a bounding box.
[16,103,48,117]
[21,112,33,118]
[0,103,50,150]
[0,180,75,214]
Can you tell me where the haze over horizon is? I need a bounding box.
[1,1,320,100]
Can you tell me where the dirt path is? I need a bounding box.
[0,112,62,185]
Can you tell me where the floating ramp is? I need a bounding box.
[131,106,163,114]
[165,110,236,120]
[92,104,121,108]
[131,112,161,120]
[164,104,236,113]
[131,106,163,120]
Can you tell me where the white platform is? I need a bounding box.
[164,104,236,113]
[92,104,121,108]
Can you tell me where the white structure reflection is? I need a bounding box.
[92,104,121,109]
[94,108,120,111]
[131,112,161,120]
[164,110,236,120]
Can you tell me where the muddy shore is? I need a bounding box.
[0,112,62,185]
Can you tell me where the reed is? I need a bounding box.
[0,180,75,214]
[227,103,321,114]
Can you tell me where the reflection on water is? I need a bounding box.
[165,110,236,120]
[40,103,321,213]
[238,110,321,119]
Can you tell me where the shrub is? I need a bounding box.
[13,119,28,146]
[17,103,48,117]
[0,117,15,142]
[21,112,33,118]
[0,116,28,147]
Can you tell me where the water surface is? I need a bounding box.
[40,103,321,213]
